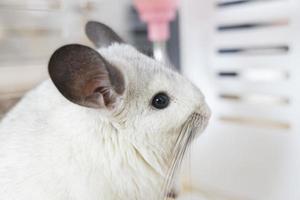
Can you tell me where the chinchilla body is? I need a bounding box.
[0,22,210,200]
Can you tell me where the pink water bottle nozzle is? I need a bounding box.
[133,0,178,42]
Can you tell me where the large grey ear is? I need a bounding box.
[48,44,125,109]
[85,21,124,48]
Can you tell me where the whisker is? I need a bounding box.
[161,113,204,200]
[160,124,188,199]
[162,132,191,197]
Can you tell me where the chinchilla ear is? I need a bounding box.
[48,44,125,109]
[85,21,124,48]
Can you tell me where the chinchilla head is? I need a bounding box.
[48,21,211,199]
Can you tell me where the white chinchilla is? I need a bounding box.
[0,21,210,200]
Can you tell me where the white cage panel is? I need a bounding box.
[180,0,300,199]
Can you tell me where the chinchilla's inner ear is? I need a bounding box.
[48,44,125,109]
[85,21,124,48]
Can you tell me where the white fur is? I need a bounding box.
[0,44,210,200]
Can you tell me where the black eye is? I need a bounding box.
[151,92,170,109]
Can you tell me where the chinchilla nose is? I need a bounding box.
[189,102,211,136]
[196,102,211,131]
[197,102,211,120]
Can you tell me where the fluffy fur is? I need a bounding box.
[0,44,210,200]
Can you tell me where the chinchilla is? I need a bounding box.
[0,21,210,200]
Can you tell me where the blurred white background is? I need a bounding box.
[1,0,300,199]
[180,0,300,199]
